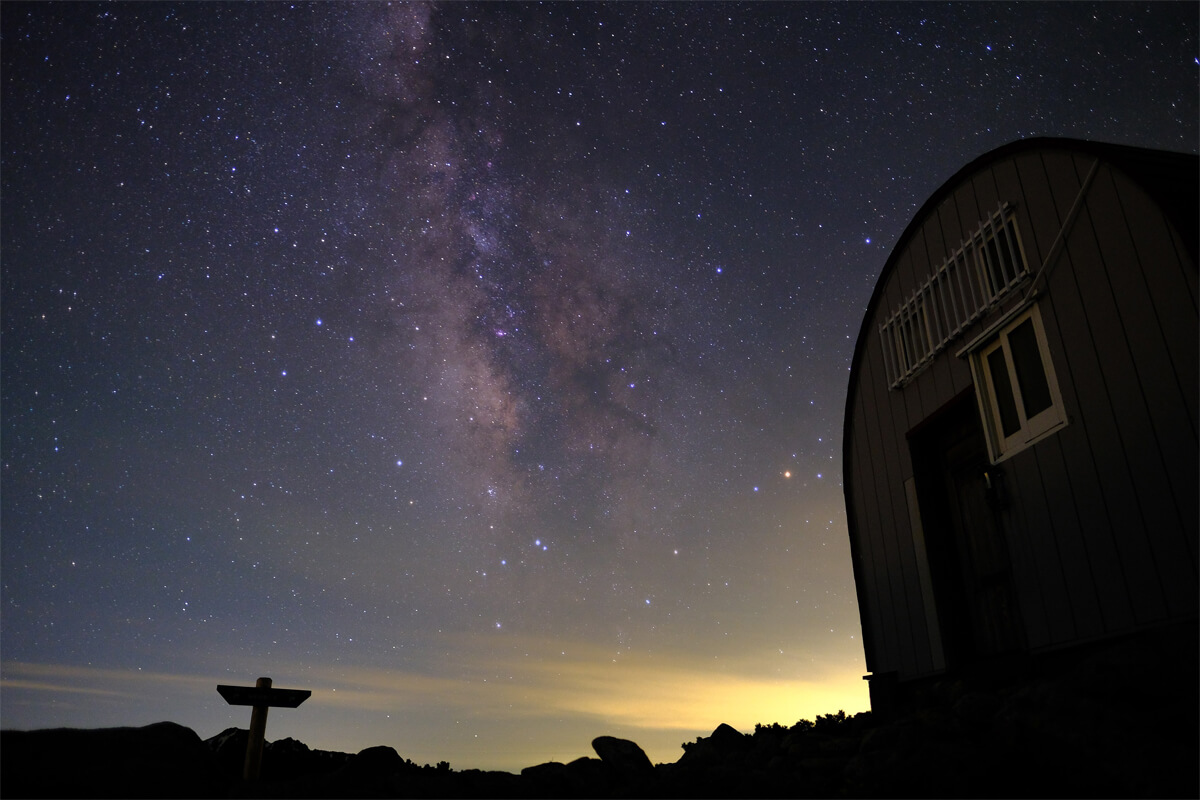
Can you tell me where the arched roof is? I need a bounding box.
[843,136,1198,453]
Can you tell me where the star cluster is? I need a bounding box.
[2,2,1196,770]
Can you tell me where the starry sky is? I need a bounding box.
[2,1,1196,771]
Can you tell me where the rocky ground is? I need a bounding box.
[3,635,1196,798]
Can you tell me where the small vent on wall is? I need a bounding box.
[879,203,1029,390]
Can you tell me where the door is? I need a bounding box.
[911,391,1026,668]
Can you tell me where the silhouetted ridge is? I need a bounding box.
[2,640,1196,798]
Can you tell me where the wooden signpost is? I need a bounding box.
[217,677,311,781]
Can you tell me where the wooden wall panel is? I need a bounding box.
[1087,164,1197,527]
[1016,156,1134,633]
[859,342,905,673]
[848,390,888,673]
[993,454,1054,650]
[1039,432,1136,633]
[882,382,932,675]
[966,168,999,226]
[992,158,1045,267]
[934,193,967,270]
[1038,287,1142,631]
[1122,189,1200,439]
[1045,151,1167,636]
[999,152,1087,642]
[948,174,979,245]
[1005,449,1083,641]
[892,397,937,671]
[1040,282,1162,634]
[859,309,914,675]
[1041,153,1170,630]
[1072,165,1197,619]
[1105,168,1199,575]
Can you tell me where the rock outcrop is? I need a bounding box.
[2,639,1195,798]
[591,735,654,778]
[0,721,226,798]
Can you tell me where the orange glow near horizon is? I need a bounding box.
[1,638,869,770]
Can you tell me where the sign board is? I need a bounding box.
[217,684,311,708]
[217,677,311,781]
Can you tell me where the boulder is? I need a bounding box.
[519,761,570,798]
[677,721,751,770]
[564,756,614,795]
[591,735,654,776]
[340,744,407,777]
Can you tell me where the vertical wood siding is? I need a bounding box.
[846,143,1198,682]
[1017,151,1110,641]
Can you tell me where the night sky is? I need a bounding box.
[2,1,1196,771]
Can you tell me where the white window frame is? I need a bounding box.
[968,304,1067,463]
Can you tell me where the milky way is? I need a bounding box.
[3,2,1196,769]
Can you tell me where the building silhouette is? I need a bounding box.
[843,137,1198,713]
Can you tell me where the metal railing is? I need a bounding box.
[879,203,1029,389]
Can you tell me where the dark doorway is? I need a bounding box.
[909,390,1026,669]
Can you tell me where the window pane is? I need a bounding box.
[1008,318,1053,418]
[987,348,1021,438]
